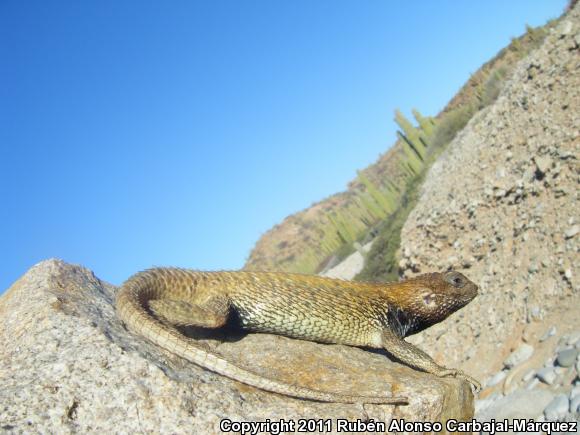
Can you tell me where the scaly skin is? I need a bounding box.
[116,268,479,404]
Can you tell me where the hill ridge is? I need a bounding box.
[244,17,558,275]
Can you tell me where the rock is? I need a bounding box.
[556,348,579,367]
[522,369,536,383]
[570,387,580,413]
[564,225,579,239]
[474,396,498,414]
[447,255,458,265]
[544,394,569,421]
[528,306,542,322]
[534,155,552,177]
[526,378,540,390]
[566,331,580,346]
[504,343,535,369]
[477,390,554,420]
[0,260,475,434]
[485,370,507,387]
[570,395,580,414]
[540,326,557,342]
[560,20,574,36]
[541,259,550,268]
[494,188,507,198]
[537,367,558,385]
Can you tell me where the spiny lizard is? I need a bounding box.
[116,268,479,404]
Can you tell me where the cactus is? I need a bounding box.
[412,108,436,139]
[357,171,395,215]
[395,109,426,158]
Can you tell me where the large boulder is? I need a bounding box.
[0,260,473,434]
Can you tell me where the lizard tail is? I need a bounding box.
[116,270,408,405]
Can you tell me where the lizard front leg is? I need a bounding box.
[380,329,481,391]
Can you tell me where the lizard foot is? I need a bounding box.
[437,368,481,392]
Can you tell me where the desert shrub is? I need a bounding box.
[355,173,423,283]
[429,105,476,152]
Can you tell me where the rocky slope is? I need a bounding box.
[397,4,579,422]
[245,18,554,277]
[0,260,473,434]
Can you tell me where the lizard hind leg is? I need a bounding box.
[148,297,230,329]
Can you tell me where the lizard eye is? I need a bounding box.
[445,272,464,287]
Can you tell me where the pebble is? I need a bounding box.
[560,20,573,36]
[540,326,557,342]
[527,306,542,322]
[570,395,580,414]
[565,225,579,239]
[541,259,550,268]
[486,371,507,387]
[544,394,569,421]
[474,394,501,414]
[504,343,534,368]
[534,155,552,176]
[536,367,557,385]
[566,331,580,346]
[556,348,579,367]
[526,378,540,390]
[477,390,553,421]
[522,369,536,383]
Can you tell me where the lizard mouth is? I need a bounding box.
[470,283,479,295]
[462,283,478,302]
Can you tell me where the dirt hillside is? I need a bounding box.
[397,4,579,418]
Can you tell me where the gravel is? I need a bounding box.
[556,348,579,368]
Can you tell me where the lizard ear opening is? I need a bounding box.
[422,293,437,308]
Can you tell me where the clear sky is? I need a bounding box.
[0,0,566,293]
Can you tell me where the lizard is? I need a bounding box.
[115,268,480,404]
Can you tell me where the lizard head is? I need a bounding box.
[385,271,478,335]
[421,270,478,307]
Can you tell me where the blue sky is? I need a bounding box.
[0,1,566,292]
